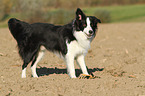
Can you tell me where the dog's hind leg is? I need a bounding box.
[21,54,36,78]
[31,46,45,78]
[22,62,29,78]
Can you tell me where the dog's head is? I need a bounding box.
[74,8,101,40]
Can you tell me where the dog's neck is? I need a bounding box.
[73,30,91,50]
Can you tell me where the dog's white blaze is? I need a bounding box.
[22,68,26,78]
[84,17,93,35]
[31,46,45,78]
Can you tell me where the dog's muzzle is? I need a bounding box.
[85,30,94,39]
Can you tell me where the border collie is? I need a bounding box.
[8,8,101,78]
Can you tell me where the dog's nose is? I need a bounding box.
[89,30,93,34]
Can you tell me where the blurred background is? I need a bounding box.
[0,0,145,27]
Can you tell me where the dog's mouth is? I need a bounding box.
[84,33,93,38]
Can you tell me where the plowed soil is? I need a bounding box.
[0,23,145,96]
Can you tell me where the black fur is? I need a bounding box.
[74,8,101,32]
[8,18,76,69]
[8,8,101,77]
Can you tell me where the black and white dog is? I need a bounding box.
[8,8,101,78]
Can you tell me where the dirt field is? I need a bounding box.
[0,23,145,96]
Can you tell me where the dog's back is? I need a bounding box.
[8,18,68,61]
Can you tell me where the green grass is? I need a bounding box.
[0,4,145,28]
[84,4,145,23]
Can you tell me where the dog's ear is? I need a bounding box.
[76,8,86,21]
[97,18,101,23]
[94,17,101,24]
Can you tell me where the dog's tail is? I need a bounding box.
[8,18,31,44]
[8,18,34,60]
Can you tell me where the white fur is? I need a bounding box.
[84,17,93,36]
[31,46,45,78]
[65,18,92,78]
[22,18,93,78]
[76,55,89,75]
[21,68,26,78]
[65,34,90,78]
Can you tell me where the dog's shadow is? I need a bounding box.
[36,66,104,77]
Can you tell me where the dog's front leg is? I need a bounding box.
[65,55,76,78]
[76,55,89,75]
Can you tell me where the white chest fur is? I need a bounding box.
[66,31,91,57]
[65,31,91,78]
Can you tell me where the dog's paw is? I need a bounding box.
[79,74,100,79]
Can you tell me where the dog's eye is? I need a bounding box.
[91,23,93,27]
[83,24,86,27]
